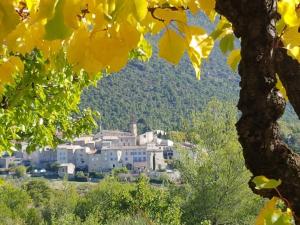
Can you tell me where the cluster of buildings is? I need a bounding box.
[0,119,175,178]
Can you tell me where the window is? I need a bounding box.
[110,158,114,161]
[125,157,128,161]
[138,152,141,155]
[143,157,146,161]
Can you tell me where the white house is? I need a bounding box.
[58,163,75,178]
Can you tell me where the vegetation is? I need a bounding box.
[174,99,262,224]
[0,100,263,225]
[14,165,27,178]
[0,177,182,225]
[80,36,239,132]
[0,0,300,223]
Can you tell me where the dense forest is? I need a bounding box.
[80,46,239,132]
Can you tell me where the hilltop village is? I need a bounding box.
[0,119,178,179]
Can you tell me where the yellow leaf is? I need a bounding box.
[186,26,214,59]
[63,0,98,29]
[67,27,92,70]
[0,1,20,40]
[210,17,232,40]
[94,4,108,30]
[132,0,148,21]
[278,0,300,27]
[287,45,300,63]
[255,197,294,225]
[154,8,187,24]
[63,0,81,29]
[92,33,129,72]
[9,56,24,74]
[6,22,45,55]
[255,197,279,225]
[184,26,214,79]
[187,0,200,15]
[276,74,288,101]
[119,22,141,50]
[0,56,23,85]
[227,49,241,71]
[199,0,216,21]
[32,0,59,21]
[25,0,39,11]
[38,40,62,60]
[158,29,186,64]
[282,26,300,47]
[188,50,202,80]
[141,12,165,34]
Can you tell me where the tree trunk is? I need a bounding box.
[215,0,300,223]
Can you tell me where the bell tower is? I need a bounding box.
[130,115,137,137]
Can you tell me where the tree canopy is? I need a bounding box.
[1,0,300,224]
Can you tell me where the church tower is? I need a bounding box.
[130,115,138,137]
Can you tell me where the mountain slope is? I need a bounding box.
[80,43,240,132]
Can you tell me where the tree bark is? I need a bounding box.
[275,47,300,118]
[215,0,300,223]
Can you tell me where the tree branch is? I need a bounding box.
[274,47,300,118]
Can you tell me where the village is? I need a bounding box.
[0,118,184,182]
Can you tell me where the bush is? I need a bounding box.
[15,166,26,178]
[49,162,60,172]
[75,171,88,182]
[89,172,105,179]
[112,167,129,177]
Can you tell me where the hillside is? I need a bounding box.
[80,43,240,132]
[80,14,300,146]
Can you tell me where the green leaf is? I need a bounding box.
[220,34,235,54]
[252,176,282,190]
[44,0,72,40]
[227,49,241,71]
[130,37,153,62]
[210,18,232,40]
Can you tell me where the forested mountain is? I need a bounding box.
[80,10,241,132]
[80,45,239,132]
